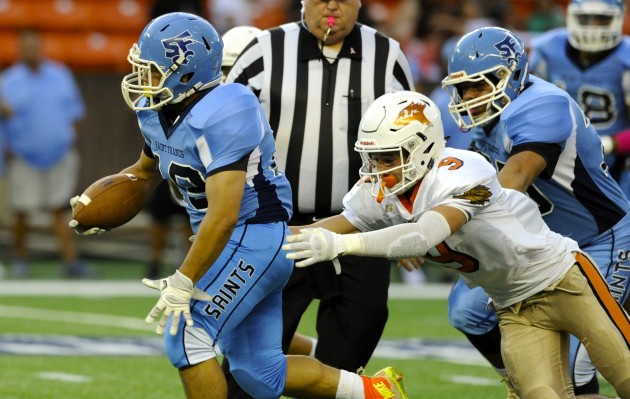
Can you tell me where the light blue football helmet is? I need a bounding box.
[121,12,223,111]
[441,27,529,130]
[567,0,625,52]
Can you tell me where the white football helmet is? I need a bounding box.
[567,0,625,52]
[355,91,446,199]
[222,26,261,69]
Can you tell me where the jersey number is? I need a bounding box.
[426,242,479,273]
[578,86,617,130]
[169,162,208,210]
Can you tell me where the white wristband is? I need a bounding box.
[341,234,364,255]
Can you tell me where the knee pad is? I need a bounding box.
[229,350,287,399]
[448,280,498,335]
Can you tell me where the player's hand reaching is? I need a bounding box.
[142,270,212,335]
[68,196,107,235]
[283,228,346,268]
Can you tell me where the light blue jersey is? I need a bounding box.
[137,83,292,232]
[471,75,629,245]
[450,75,630,386]
[530,28,630,195]
[136,84,294,397]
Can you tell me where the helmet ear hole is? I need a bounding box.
[423,142,434,154]
[202,36,211,50]
[181,72,194,84]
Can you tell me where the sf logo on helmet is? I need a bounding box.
[494,36,521,67]
[162,31,197,65]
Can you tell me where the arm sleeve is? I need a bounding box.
[343,210,452,259]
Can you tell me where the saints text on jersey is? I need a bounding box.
[203,259,255,320]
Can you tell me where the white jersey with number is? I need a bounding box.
[342,147,580,308]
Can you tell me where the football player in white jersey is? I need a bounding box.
[283,90,630,399]
[441,26,630,398]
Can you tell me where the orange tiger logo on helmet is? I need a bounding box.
[453,185,492,205]
[394,102,430,126]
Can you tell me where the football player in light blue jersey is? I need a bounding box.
[442,26,630,398]
[71,12,409,399]
[529,0,630,199]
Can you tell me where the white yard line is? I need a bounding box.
[0,281,452,299]
[0,304,151,331]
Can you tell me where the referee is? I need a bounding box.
[225,0,413,395]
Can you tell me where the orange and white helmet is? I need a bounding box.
[355,91,446,199]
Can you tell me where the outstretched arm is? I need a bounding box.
[284,205,466,267]
[289,214,359,235]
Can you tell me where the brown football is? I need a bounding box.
[72,173,149,229]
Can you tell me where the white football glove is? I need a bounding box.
[142,270,212,336]
[283,228,346,269]
[68,196,108,236]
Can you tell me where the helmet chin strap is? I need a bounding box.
[171,76,221,104]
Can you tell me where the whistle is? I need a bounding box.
[322,16,335,44]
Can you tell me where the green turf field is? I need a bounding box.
[0,262,617,398]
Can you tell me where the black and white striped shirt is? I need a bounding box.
[226,22,414,216]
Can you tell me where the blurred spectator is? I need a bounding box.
[0,90,9,277]
[527,0,565,32]
[207,0,255,33]
[150,0,205,19]
[0,29,86,278]
[0,93,9,222]
[460,0,499,32]
[250,0,293,30]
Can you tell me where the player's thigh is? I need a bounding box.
[166,223,292,368]
[219,291,287,398]
[496,307,572,398]
[448,278,498,334]
[45,149,79,210]
[552,264,630,389]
